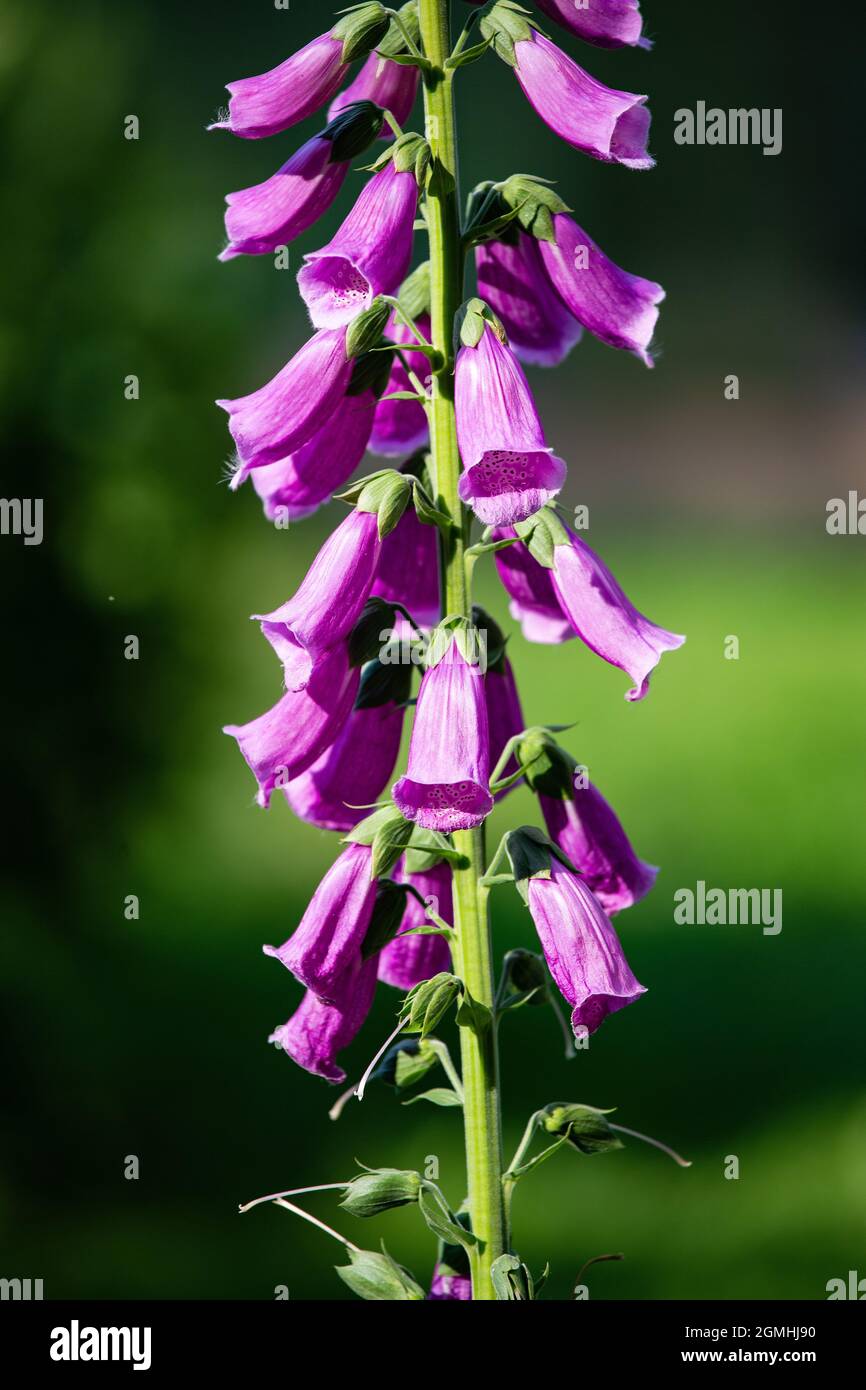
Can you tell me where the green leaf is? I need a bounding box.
[335,1246,425,1301]
[413,480,454,536]
[401,1087,463,1108]
[456,988,493,1035]
[393,1038,439,1091]
[418,1184,477,1250]
[505,1132,571,1181]
[490,1253,535,1300]
[445,36,492,69]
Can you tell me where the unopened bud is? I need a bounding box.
[340,1167,422,1218]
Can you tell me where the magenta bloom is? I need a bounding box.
[428,1267,472,1301]
[535,0,650,49]
[371,503,440,629]
[247,391,377,520]
[513,32,653,169]
[219,133,348,261]
[285,697,407,832]
[224,646,360,807]
[263,843,377,1002]
[368,311,431,457]
[328,53,419,136]
[549,523,685,701]
[393,633,493,832]
[455,323,566,525]
[537,213,665,365]
[211,33,348,139]
[475,235,582,367]
[378,862,453,990]
[539,785,657,916]
[298,164,418,328]
[255,510,381,691]
[486,657,526,802]
[270,954,379,1084]
[527,857,646,1035]
[493,528,575,643]
[218,327,352,481]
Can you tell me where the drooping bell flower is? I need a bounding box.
[223,645,360,807]
[209,5,390,139]
[369,310,431,457]
[393,622,494,832]
[255,509,382,691]
[481,5,653,169]
[263,843,378,1002]
[521,839,647,1035]
[371,502,440,629]
[285,660,410,832]
[219,102,387,261]
[270,954,379,1084]
[508,509,685,699]
[454,303,566,526]
[492,526,575,644]
[475,234,582,367]
[246,390,377,520]
[540,785,657,916]
[378,861,453,991]
[298,159,419,329]
[534,0,650,50]
[473,604,526,801]
[328,2,421,137]
[516,729,657,915]
[218,327,353,481]
[537,213,665,365]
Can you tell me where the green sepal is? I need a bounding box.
[346,297,393,359]
[344,805,414,878]
[479,1,536,66]
[322,100,388,163]
[337,469,412,537]
[413,478,454,536]
[404,827,468,874]
[425,614,486,671]
[445,35,493,70]
[339,1166,421,1218]
[361,880,413,959]
[427,156,456,198]
[332,3,391,64]
[401,1087,463,1108]
[455,295,506,349]
[335,1245,425,1301]
[418,1183,478,1250]
[471,604,508,672]
[396,261,431,319]
[491,1253,537,1300]
[498,172,571,243]
[401,972,462,1036]
[513,504,570,568]
[456,986,493,1035]
[377,1,421,58]
[515,727,577,798]
[541,1103,624,1156]
[354,655,413,711]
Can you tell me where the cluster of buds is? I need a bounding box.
[213,0,686,1300]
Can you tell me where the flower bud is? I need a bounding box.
[339,1166,422,1218]
[331,3,391,64]
[403,972,462,1036]
[541,1103,623,1155]
[335,1247,426,1301]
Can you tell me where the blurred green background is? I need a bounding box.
[1,0,864,1300]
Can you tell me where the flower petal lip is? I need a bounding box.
[247,390,376,519]
[527,858,646,1036]
[458,449,567,526]
[475,234,583,368]
[513,32,654,170]
[550,526,685,700]
[253,509,380,691]
[392,636,493,832]
[534,0,650,50]
[223,646,360,807]
[538,213,665,366]
[298,164,418,328]
[210,33,348,139]
[217,326,352,479]
[263,843,378,1002]
[270,954,379,1084]
[219,134,348,261]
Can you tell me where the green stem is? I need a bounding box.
[419,0,506,1301]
